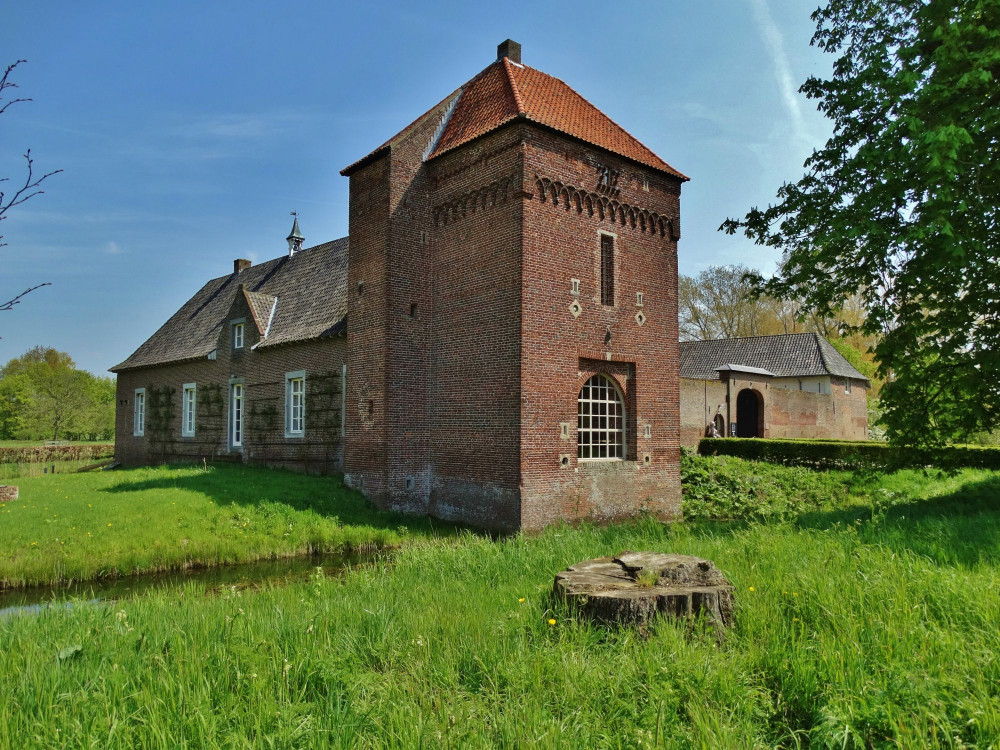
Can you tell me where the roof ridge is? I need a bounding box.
[501,57,526,114]
[812,332,834,374]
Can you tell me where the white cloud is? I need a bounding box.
[104,241,123,255]
[749,0,811,146]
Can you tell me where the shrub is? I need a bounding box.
[0,444,114,464]
[698,437,1000,471]
[680,450,851,521]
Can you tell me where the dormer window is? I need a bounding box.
[232,321,245,350]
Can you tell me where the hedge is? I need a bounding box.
[698,437,1000,471]
[0,444,114,464]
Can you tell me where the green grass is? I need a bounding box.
[2,460,999,746]
[0,464,442,588]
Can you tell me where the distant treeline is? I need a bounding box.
[0,346,114,442]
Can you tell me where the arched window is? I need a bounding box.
[578,373,625,459]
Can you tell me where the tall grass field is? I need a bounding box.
[1,458,999,746]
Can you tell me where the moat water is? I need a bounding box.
[0,551,376,617]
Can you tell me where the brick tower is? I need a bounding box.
[341,40,687,531]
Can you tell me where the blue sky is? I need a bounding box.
[0,0,832,375]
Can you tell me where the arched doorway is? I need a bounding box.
[713,413,725,437]
[735,389,763,438]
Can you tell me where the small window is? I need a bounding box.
[232,322,245,350]
[181,383,196,437]
[133,388,146,437]
[636,291,644,307]
[571,278,580,296]
[285,371,305,437]
[578,373,625,460]
[845,380,852,395]
[600,234,615,306]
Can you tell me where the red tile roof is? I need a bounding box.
[342,58,687,180]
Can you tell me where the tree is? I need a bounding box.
[722,0,1000,447]
[0,347,114,441]
[1,60,60,316]
[678,264,777,341]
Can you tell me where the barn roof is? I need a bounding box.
[341,57,687,180]
[679,333,870,383]
[111,238,348,372]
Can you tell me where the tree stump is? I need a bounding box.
[554,551,734,628]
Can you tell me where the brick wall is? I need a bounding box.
[114,288,346,472]
[679,374,868,447]
[518,127,684,530]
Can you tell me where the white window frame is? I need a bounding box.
[229,379,244,450]
[181,382,197,437]
[232,320,245,350]
[133,388,146,437]
[845,380,852,395]
[285,370,306,438]
[577,373,626,461]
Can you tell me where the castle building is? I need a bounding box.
[678,333,870,445]
[112,40,687,531]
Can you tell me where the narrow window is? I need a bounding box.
[577,373,625,460]
[232,322,245,350]
[230,382,244,449]
[845,380,852,395]
[571,278,580,296]
[600,234,615,306]
[285,371,306,438]
[181,383,197,437]
[636,291,644,307]
[133,388,146,437]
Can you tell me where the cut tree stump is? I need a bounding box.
[554,551,734,628]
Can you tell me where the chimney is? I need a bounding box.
[497,39,521,64]
[234,259,251,274]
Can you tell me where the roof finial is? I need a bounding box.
[287,211,304,257]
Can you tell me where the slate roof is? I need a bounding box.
[111,238,348,372]
[341,57,687,180]
[243,289,277,335]
[678,333,870,383]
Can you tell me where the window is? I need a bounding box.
[232,322,245,350]
[636,291,644,307]
[181,383,196,437]
[577,373,625,460]
[133,388,146,437]
[285,371,305,438]
[845,380,852,395]
[230,381,244,449]
[600,234,615,306]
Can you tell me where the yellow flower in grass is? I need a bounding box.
[749,586,755,592]
[108,523,112,527]
[547,618,556,626]
[518,598,525,603]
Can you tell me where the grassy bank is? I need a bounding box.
[0,464,442,588]
[3,465,1000,746]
